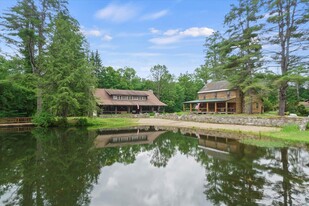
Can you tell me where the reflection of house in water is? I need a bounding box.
[198,135,241,160]
[95,128,166,148]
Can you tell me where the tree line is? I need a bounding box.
[0,0,308,118]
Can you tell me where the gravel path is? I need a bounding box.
[137,118,280,133]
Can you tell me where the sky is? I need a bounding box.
[0,0,237,78]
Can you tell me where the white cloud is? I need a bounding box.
[179,27,214,37]
[141,9,168,20]
[81,28,102,37]
[149,36,182,45]
[102,34,113,41]
[149,28,160,34]
[149,27,214,45]
[163,29,179,36]
[95,3,139,23]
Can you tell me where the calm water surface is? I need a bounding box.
[0,126,309,206]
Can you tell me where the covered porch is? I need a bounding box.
[99,105,163,114]
[183,99,237,114]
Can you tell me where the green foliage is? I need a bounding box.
[43,13,96,117]
[75,117,88,127]
[32,112,55,127]
[54,117,69,127]
[0,79,36,117]
[296,105,308,116]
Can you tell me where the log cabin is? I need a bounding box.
[94,89,166,114]
[183,80,263,114]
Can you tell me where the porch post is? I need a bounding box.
[225,102,228,114]
[206,103,209,113]
[128,106,131,113]
[115,106,117,114]
[215,102,217,114]
[140,106,143,113]
[190,103,192,112]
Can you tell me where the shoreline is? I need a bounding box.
[137,118,280,133]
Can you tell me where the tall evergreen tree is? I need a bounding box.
[265,0,309,116]
[203,31,228,81]
[43,13,95,117]
[224,0,264,113]
[0,0,68,113]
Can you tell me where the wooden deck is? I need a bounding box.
[0,117,34,127]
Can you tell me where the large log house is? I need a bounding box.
[94,89,166,114]
[183,80,263,114]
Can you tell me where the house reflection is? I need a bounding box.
[95,128,167,148]
[198,135,241,160]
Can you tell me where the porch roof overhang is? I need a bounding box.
[183,98,234,104]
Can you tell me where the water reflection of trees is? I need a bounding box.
[0,128,100,206]
[1,129,309,205]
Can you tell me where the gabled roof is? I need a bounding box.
[198,80,232,94]
[94,89,167,106]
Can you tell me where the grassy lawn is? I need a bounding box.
[261,124,309,143]
[68,117,138,129]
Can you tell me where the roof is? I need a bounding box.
[198,80,232,94]
[183,98,233,104]
[94,89,167,106]
[105,89,149,96]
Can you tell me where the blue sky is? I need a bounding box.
[0,0,237,78]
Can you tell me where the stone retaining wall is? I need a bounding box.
[155,113,309,130]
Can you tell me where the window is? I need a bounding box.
[121,96,128,100]
[214,92,217,98]
[141,96,146,100]
[203,95,206,100]
[227,91,230,98]
[256,103,259,109]
[113,96,117,100]
[133,96,138,100]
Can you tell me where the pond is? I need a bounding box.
[0,126,309,205]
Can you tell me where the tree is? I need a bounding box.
[43,13,95,117]
[223,0,264,113]
[150,65,172,99]
[265,0,309,116]
[178,72,203,102]
[0,0,68,113]
[203,31,228,81]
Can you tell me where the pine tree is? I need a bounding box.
[265,0,309,116]
[43,13,95,117]
[223,0,264,114]
[0,0,68,113]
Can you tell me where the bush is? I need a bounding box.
[296,105,308,116]
[75,117,88,127]
[54,117,69,127]
[32,112,55,127]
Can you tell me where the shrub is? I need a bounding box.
[296,105,308,116]
[76,117,88,127]
[32,112,55,127]
[54,117,69,127]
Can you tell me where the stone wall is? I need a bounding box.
[155,113,309,130]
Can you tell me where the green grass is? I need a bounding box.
[241,139,288,148]
[261,124,309,143]
[68,117,138,129]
